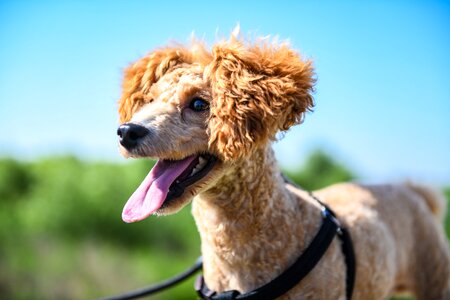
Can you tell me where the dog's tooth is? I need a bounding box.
[190,167,200,176]
[197,160,207,169]
[188,158,208,178]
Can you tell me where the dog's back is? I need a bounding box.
[406,182,446,221]
[314,182,450,299]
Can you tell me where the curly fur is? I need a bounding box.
[118,33,450,299]
[205,38,314,159]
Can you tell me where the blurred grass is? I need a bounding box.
[0,152,448,299]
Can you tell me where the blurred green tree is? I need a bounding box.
[284,149,355,190]
[445,187,450,237]
[0,158,34,202]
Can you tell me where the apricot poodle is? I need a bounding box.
[116,33,450,299]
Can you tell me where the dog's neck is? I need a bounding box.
[192,146,321,293]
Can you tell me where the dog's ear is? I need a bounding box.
[206,39,315,160]
[118,46,209,123]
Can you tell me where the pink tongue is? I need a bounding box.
[122,156,196,223]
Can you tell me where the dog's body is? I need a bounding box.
[193,147,450,299]
[117,35,450,299]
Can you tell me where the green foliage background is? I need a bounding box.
[0,151,448,299]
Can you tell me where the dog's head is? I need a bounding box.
[117,36,315,222]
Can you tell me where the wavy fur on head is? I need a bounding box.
[119,44,212,123]
[118,35,314,160]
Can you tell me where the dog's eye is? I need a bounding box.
[189,98,209,112]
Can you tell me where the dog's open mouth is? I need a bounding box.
[122,154,217,223]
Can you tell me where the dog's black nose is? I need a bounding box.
[117,123,149,149]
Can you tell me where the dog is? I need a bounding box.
[116,33,450,299]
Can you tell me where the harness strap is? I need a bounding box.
[307,192,356,300]
[195,204,351,300]
[340,227,356,299]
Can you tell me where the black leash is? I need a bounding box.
[99,257,203,300]
[195,200,356,300]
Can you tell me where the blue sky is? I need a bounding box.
[0,1,449,184]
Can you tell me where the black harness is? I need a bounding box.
[101,186,356,300]
[195,193,356,300]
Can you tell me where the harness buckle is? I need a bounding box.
[321,207,343,236]
[214,289,240,300]
[195,275,242,299]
